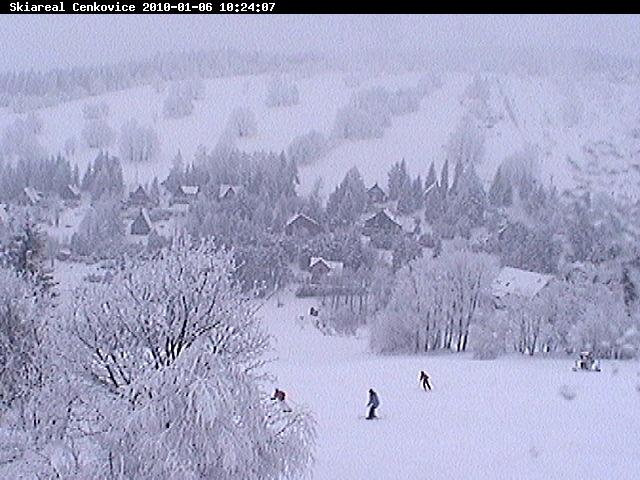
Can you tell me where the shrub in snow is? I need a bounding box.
[266,76,300,107]
[287,130,329,166]
[119,119,159,163]
[389,87,422,115]
[558,384,576,401]
[163,83,195,119]
[332,105,385,140]
[81,117,115,149]
[351,87,392,127]
[319,308,364,337]
[82,101,109,120]
[226,107,258,138]
[1,118,46,160]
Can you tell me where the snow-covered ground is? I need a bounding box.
[261,291,640,479]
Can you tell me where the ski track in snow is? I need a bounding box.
[261,291,640,480]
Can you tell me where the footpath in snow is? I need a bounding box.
[260,291,640,480]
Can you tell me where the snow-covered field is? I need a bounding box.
[261,292,640,480]
[3,68,640,202]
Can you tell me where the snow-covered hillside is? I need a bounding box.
[2,69,640,203]
[262,291,640,480]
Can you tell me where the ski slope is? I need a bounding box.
[261,291,640,480]
[2,68,640,203]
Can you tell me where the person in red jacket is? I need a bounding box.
[272,388,292,412]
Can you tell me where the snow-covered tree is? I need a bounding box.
[388,87,421,115]
[446,116,485,168]
[287,130,329,166]
[331,105,385,140]
[1,117,46,160]
[163,83,195,118]
[226,107,258,138]
[70,200,124,257]
[0,267,49,410]
[82,117,115,149]
[371,250,496,354]
[67,236,315,477]
[119,119,159,163]
[326,167,367,227]
[265,76,300,107]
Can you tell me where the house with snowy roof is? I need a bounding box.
[363,209,402,236]
[170,185,199,213]
[367,183,387,205]
[491,266,555,309]
[130,208,154,238]
[285,213,323,237]
[127,185,153,208]
[218,184,242,201]
[309,256,344,283]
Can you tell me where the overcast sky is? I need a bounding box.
[1,15,639,72]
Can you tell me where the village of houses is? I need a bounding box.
[0,152,573,317]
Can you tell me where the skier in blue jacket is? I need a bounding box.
[366,389,379,419]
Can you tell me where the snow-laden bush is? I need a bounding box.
[1,117,46,160]
[82,117,115,149]
[119,119,159,162]
[389,87,422,115]
[82,101,109,120]
[266,76,300,107]
[226,107,258,138]
[332,105,385,140]
[163,83,196,119]
[287,130,329,166]
[351,87,392,127]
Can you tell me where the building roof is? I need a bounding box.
[491,266,554,301]
[180,185,199,196]
[368,183,385,194]
[130,208,153,235]
[365,209,402,228]
[309,256,344,275]
[218,184,241,199]
[286,213,320,227]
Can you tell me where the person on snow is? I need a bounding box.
[366,388,380,420]
[272,388,292,412]
[420,370,432,391]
